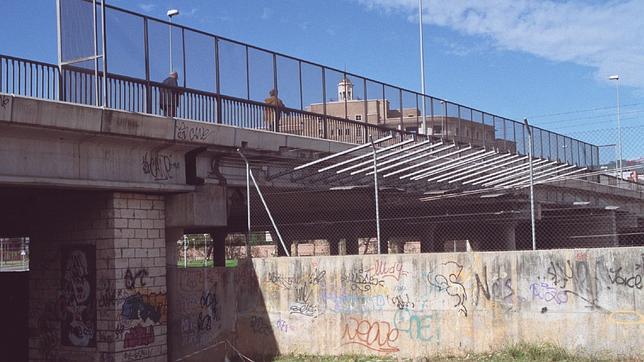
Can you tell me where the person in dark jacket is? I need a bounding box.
[264,89,288,131]
[160,71,182,117]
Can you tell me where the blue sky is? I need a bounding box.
[1,0,642,159]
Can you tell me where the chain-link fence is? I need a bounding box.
[0,237,30,272]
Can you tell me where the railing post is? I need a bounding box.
[143,18,152,114]
[215,37,222,124]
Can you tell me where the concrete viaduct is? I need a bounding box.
[0,94,642,360]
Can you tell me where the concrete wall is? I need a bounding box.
[168,247,643,360]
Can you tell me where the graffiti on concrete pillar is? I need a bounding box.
[142,151,180,181]
[60,245,96,347]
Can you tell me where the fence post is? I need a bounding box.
[370,136,382,254]
[524,118,537,251]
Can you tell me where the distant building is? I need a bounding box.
[302,76,511,151]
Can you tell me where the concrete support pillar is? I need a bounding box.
[165,227,184,266]
[209,229,227,267]
[346,237,359,255]
[420,226,437,253]
[291,240,299,256]
[329,238,339,256]
[502,223,517,251]
[379,234,390,254]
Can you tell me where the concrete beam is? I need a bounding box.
[165,184,228,229]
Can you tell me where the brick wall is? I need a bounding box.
[28,192,167,362]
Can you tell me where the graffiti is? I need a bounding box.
[176,121,211,141]
[276,319,289,333]
[389,294,415,310]
[250,316,272,336]
[606,267,642,290]
[198,286,221,331]
[342,270,386,292]
[529,282,569,305]
[426,261,468,317]
[123,348,152,361]
[60,245,96,347]
[289,302,321,318]
[393,309,438,341]
[121,294,162,323]
[327,294,387,314]
[1,95,9,109]
[268,268,326,290]
[609,310,643,325]
[544,259,603,309]
[123,324,155,349]
[124,268,148,290]
[367,260,409,281]
[474,265,517,307]
[142,151,180,180]
[341,317,399,353]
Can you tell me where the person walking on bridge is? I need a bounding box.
[160,71,183,117]
[264,89,288,131]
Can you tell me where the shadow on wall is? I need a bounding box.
[168,259,279,361]
[0,271,29,361]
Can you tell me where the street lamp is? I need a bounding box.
[418,0,428,135]
[167,9,180,73]
[608,75,623,180]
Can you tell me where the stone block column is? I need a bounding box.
[28,192,168,362]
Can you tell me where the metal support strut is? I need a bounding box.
[237,149,290,257]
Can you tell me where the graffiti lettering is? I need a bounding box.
[142,152,179,181]
[123,324,154,349]
[276,319,289,333]
[121,294,162,324]
[342,270,386,292]
[529,282,569,304]
[393,310,437,341]
[426,261,468,317]
[341,317,399,353]
[124,268,148,290]
[176,121,211,142]
[389,294,415,310]
[368,260,409,281]
[606,267,642,290]
[1,95,10,109]
[123,348,152,361]
[326,294,387,314]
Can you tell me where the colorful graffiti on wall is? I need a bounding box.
[60,245,96,347]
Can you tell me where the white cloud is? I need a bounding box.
[138,3,155,13]
[355,0,644,89]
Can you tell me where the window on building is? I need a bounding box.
[405,127,418,133]
[433,126,442,134]
[356,128,362,137]
[355,115,362,121]
[345,128,350,135]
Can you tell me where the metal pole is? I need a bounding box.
[370,136,382,254]
[169,18,173,72]
[616,78,623,180]
[418,0,427,134]
[92,0,99,106]
[204,234,208,267]
[524,119,537,250]
[0,238,3,270]
[245,158,252,258]
[238,149,290,257]
[183,235,187,268]
[100,0,107,107]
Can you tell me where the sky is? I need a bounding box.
[1,0,642,159]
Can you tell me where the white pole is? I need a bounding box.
[370,136,382,254]
[169,18,173,73]
[616,79,623,180]
[418,0,428,135]
[524,119,537,250]
[183,235,187,268]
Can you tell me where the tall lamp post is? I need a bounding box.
[418,0,428,135]
[167,9,180,73]
[608,75,623,180]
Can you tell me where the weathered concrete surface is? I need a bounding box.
[0,94,354,192]
[168,247,643,360]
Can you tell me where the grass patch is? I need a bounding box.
[273,343,625,361]
[176,259,238,268]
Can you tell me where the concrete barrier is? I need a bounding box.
[168,247,643,360]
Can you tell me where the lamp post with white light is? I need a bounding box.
[167,9,180,73]
[608,75,623,180]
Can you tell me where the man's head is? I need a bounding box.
[169,71,178,79]
[269,89,278,96]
